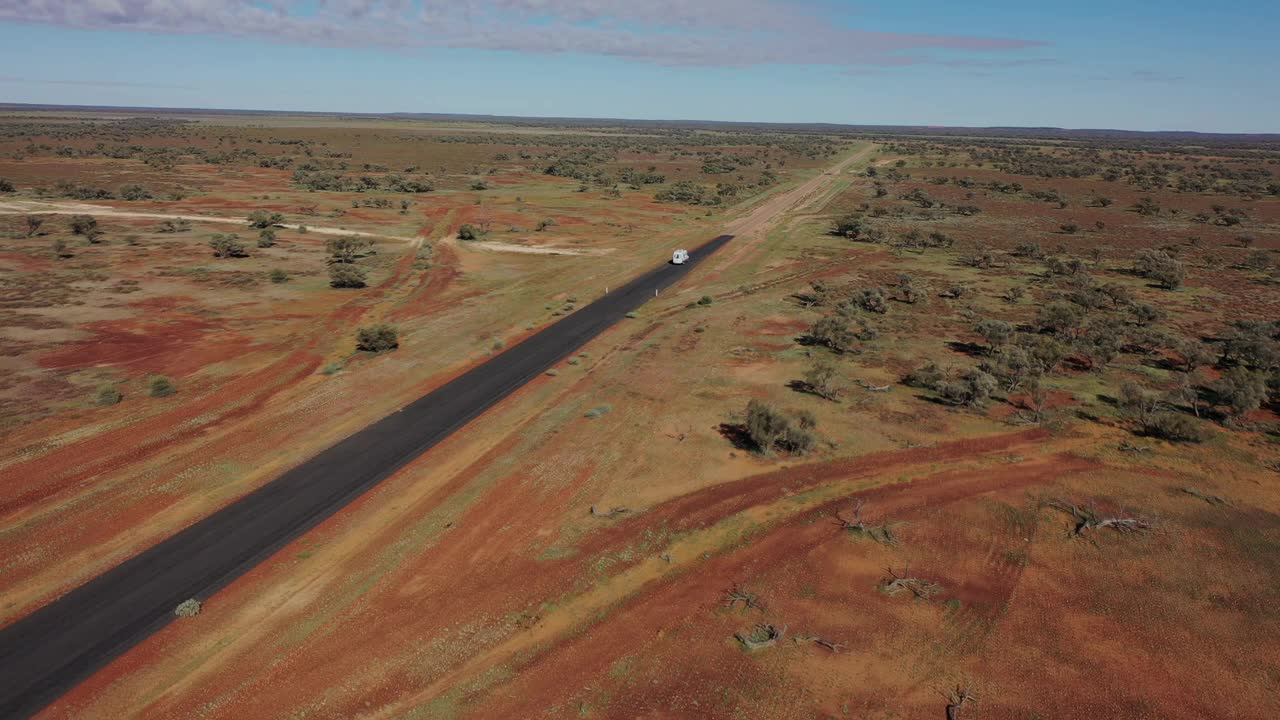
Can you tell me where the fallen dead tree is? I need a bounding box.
[589,505,631,519]
[1050,501,1154,538]
[879,567,942,600]
[735,623,785,652]
[856,379,892,393]
[836,499,901,545]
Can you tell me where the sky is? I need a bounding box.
[0,0,1277,133]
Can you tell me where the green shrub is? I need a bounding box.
[247,210,284,228]
[269,268,289,284]
[209,234,248,258]
[96,384,123,406]
[69,214,98,236]
[257,228,277,247]
[457,223,480,241]
[356,324,399,353]
[584,404,612,419]
[148,375,176,397]
[744,400,818,456]
[174,598,202,617]
[328,264,367,288]
[1146,413,1212,443]
[119,183,152,201]
[0,177,14,193]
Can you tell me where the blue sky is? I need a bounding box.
[0,0,1276,132]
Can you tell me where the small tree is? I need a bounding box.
[24,215,44,237]
[457,223,480,241]
[1213,367,1267,421]
[247,210,284,228]
[1132,197,1161,216]
[209,234,248,258]
[1134,250,1184,290]
[327,236,370,263]
[745,399,789,454]
[329,264,368,288]
[939,368,998,408]
[803,358,842,400]
[257,228,277,247]
[148,375,177,397]
[69,214,98,236]
[974,319,1013,353]
[356,324,399,353]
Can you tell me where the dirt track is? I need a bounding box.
[0,199,606,255]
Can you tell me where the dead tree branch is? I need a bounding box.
[856,379,892,393]
[1180,487,1228,506]
[724,586,765,612]
[794,635,846,653]
[589,505,631,519]
[836,500,901,545]
[943,686,977,720]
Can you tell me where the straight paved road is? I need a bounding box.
[0,234,733,718]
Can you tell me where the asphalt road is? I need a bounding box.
[0,234,734,718]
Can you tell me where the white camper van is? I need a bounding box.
[672,249,690,265]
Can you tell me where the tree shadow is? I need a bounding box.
[946,340,987,358]
[717,423,756,452]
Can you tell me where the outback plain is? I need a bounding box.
[0,109,1278,719]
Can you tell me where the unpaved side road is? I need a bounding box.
[0,200,607,256]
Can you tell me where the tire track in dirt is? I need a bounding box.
[377,448,1098,718]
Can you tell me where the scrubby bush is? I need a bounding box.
[118,183,152,201]
[457,224,481,241]
[51,238,73,259]
[96,384,123,406]
[0,177,14,193]
[257,228,277,247]
[69,214,98,236]
[148,375,176,397]
[247,210,284,228]
[1134,250,1185,290]
[356,324,399,353]
[807,316,856,353]
[855,288,888,314]
[1146,413,1212,443]
[329,264,368,288]
[938,368,997,407]
[174,598,201,617]
[743,399,817,456]
[904,360,944,390]
[209,234,247,258]
[269,268,288,283]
